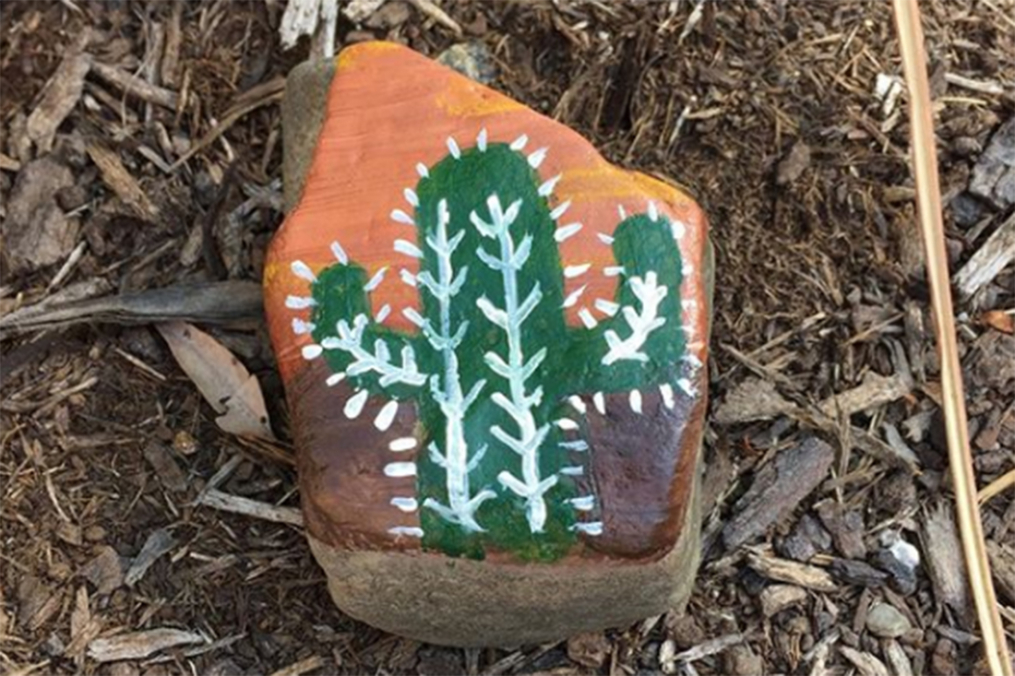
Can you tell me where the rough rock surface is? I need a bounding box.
[265,42,712,646]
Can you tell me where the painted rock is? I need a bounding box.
[265,42,712,647]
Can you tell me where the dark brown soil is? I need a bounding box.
[2,2,1013,675]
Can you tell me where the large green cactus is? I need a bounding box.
[290,131,689,561]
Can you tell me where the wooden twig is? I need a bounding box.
[745,548,838,593]
[90,61,178,109]
[944,72,1007,96]
[979,469,1015,505]
[194,488,304,527]
[0,281,263,337]
[408,0,463,37]
[169,77,285,171]
[673,633,746,663]
[891,2,1013,674]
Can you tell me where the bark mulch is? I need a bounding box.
[2,1,1013,675]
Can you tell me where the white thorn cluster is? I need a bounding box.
[602,272,667,365]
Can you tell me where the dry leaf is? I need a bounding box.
[157,321,275,440]
[979,310,1015,335]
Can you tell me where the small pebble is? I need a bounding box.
[364,0,410,29]
[873,531,920,595]
[739,567,767,596]
[949,192,986,228]
[866,602,911,638]
[173,430,198,456]
[47,560,72,582]
[840,625,860,647]
[639,641,660,668]
[436,42,497,84]
[42,632,66,657]
[56,183,90,211]
[931,637,957,676]
[759,584,808,617]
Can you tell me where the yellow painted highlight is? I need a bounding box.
[262,261,282,286]
[435,85,526,119]
[336,41,400,72]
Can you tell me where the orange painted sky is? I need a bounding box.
[265,42,709,382]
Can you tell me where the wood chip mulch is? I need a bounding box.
[2,1,1013,675]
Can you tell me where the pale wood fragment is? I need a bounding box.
[921,502,970,619]
[85,143,158,219]
[87,628,205,662]
[746,548,838,593]
[839,646,891,676]
[883,638,915,676]
[818,371,913,418]
[90,61,179,109]
[759,584,808,617]
[954,212,1015,300]
[194,489,304,527]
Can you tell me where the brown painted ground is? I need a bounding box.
[2,2,1013,675]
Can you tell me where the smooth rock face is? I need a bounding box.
[265,42,712,647]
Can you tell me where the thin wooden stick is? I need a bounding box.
[979,469,1015,505]
[891,1,1013,674]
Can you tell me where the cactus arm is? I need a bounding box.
[415,198,495,532]
[303,252,424,401]
[472,193,560,533]
[566,211,686,393]
[601,271,668,365]
[321,314,427,386]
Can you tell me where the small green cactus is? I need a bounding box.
[288,130,692,560]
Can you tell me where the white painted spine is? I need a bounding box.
[419,199,494,532]
[602,271,668,365]
[472,193,558,533]
[321,314,427,387]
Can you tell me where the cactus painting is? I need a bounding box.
[285,130,695,560]
[267,42,711,644]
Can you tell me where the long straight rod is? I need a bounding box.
[892,1,1012,674]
